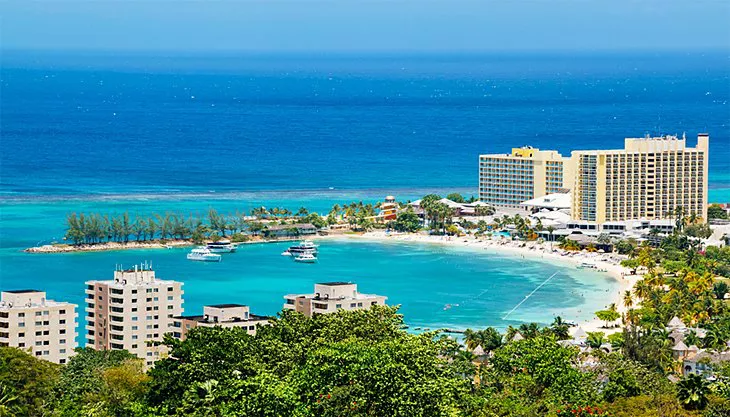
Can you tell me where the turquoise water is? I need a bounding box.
[0,236,618,345]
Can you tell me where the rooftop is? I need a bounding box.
[175,314,271,323]
[318,282,353,286]
[208,303,246,309]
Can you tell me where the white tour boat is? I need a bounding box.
[287,240,319,255]
[187,248,222,262]
[293,253,317,263]
[206,240,237,253]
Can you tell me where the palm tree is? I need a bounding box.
[586,332,605,349]
[550,316,570,340]
[622,290,634,309]
[546,225,555,250]
[633,279,650,300]
[677,374,709,410]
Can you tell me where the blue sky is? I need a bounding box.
[3,1,729,52]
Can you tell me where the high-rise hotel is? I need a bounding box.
[479,134,709,223]
[478,147,572,207]
[570,134,709,223]
[85,265,183,367]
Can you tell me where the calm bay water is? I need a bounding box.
[0,51,728,343]
[0,238,618,345]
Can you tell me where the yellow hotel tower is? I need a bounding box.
[478,146,572,207]
[570,134,709,223]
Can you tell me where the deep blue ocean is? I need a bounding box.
[1,51,728,343]
[2,51,729,198]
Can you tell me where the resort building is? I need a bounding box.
[570,134,709,223]
[266,223,317,237]
[0,290,78,364]
[85,264,184,367]
[479,146,572,208]
[172,304,271,340]
[378,195,399,221]
[283,282,387,317]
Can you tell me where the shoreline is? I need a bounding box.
[23,237,300,254]
[23,230,637,335]
[319,231,636,335]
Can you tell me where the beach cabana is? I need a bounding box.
[572,327,587,341]
[471,345,486,357]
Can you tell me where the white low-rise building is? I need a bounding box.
[283,282,387,317]
[0,290,78,364]
[172,304,271,340]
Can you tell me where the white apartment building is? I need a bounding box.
[172,304,270,340]
[85,264,183,367]
[283,282,387,317]
[0,290,78,364]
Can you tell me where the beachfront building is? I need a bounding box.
[283,282,387,317]
[479,146,572,208]
[570,134,709,223]
[378,195,399,221]
[85,264,184,367]
[266,223,317,237]
[172,304,271,340]
[0,290,78,364]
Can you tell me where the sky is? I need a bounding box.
[2,0,730,53]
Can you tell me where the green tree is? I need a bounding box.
[146,306,477,416]
[713,281,729,300]
[391,209,421,233]
[595,309,621,328]
[0,347,60,417]
[708,204,729,220]
[446,193,465,204]
[586,332,605,349]
[677,373,710,410]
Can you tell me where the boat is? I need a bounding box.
[293,253,317,263]
[187,248,222,262]
[287,240,319,255]
[576,262,597,269]
[206,240,236,253]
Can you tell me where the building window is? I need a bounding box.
[60,339,66,344]
[59,309,66,315]
[18,333,24,338]
[35,312,42,316]
[17,313,24,318]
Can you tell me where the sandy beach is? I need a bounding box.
[321,231,638,335]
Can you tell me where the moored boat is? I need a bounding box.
[206,240,236,253]
[293,253,317,263]
[287,240,318,255]
[187,248,222,262]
